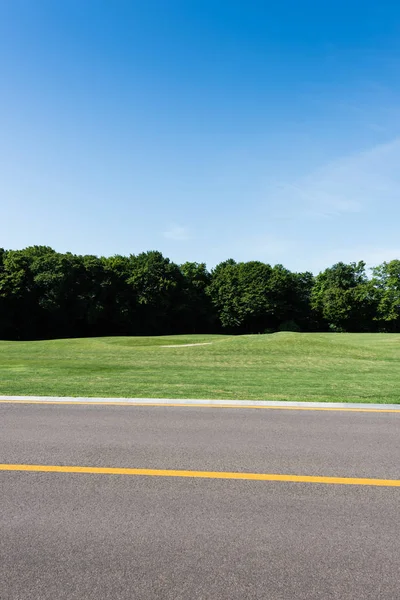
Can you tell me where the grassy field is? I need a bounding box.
[0,333,399,403]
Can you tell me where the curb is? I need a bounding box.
[1,396,399,411]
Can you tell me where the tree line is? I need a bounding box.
[0,246,399,339]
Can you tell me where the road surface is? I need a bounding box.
[1,401,399,599]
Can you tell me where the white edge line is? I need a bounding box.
[0,396,399,410]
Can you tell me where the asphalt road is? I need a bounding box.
[1,403,400,599]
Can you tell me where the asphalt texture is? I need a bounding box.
[1,403,400,599]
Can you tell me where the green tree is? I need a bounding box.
[179,262,215,332]
[208,260,315,333]
[207,260,253,331]
[128,251,184,334]
[1,245,395,339]
[371,260,400,331]
[101,254,134,334]
[0,246,55,338]
[208,260,276,332]
[311,262,375,331]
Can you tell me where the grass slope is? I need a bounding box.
[0,333,399,403]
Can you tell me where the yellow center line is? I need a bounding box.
[1,400,400,413]
[1,464,399,486]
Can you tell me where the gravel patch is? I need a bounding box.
[160,342,213,348]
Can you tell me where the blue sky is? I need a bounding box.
[1,0,400,273]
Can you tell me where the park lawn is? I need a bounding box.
[0,332,399,403]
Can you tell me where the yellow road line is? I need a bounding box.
[0,400,400,412]
[1,464,399,486]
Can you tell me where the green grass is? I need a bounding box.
[0,333,399,403]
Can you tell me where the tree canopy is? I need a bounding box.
[0,246,398,339]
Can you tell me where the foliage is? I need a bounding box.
[371,260,400,331]
[207,260,315,333]
[0,247,399,339]
[310,262,377,332]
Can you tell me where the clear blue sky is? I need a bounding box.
[1,1,400,273]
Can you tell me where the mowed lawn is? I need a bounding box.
[0,333,399,403]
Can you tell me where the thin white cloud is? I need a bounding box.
[299,246,400,275]
[270,137,400,220]
[163,224,190,241]
[328,246,400,270]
